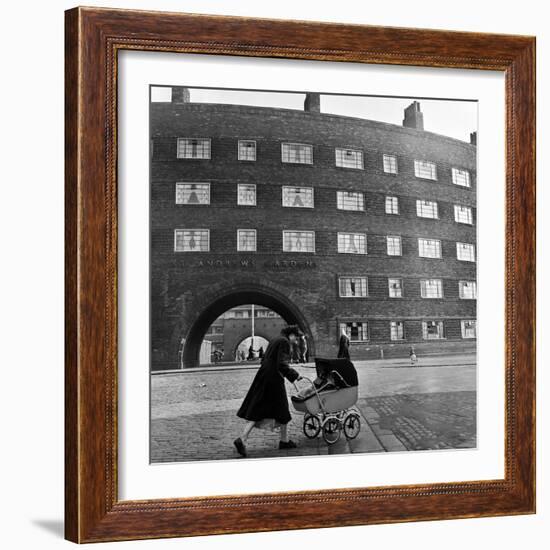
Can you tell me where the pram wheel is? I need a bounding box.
[322,417,341,445]
[303,414,321,439]
[343,412,361,439]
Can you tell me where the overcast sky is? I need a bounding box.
[151,86,477,142]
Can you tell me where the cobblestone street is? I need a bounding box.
[151,354,476,462]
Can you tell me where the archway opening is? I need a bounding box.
[181,287,314,368]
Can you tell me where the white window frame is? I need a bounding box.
[388,278,403,298]
[339,321,369,342]
[281,142,313,164]
[385,196,399,215]
[454,204,473,224]
[416,199,439,219]
[237,184,257,206]
[383,154,398,174]
[336,191,365,211]
[282,186,314,208]
[238,140,257,161]
[418,238,442,259]
[335,147,364,170]
[414,160,437,180]
[390,321,405,341]
[422,321,445,340]
[176,138,211,159]
[386,236,402,256]
[174,229,210,252]
[452,167,471,187]
[457,242,476,262]
[420,279,443,298]
[338,277,368,298]
[337,232,367,255]
[459,280,477,299]
[237,229,257,252]
[282,230,315,253]
[461,320,477,339]
[175,182,210,205]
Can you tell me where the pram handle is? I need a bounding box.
[330,370,351,388]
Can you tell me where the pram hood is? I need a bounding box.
[314,358,358,388]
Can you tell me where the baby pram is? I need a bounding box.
[291,358,361,444]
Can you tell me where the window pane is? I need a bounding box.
[238,140,256,161]
[281,143,313,164]
[175,183,210,205]
[459,280,477,299]
[386,236,402,256]
[237,230,256,252]
[283,231,315,252]
[335,148,364,169]
[174,229,209,252]
[340,322,368,342]
[388,278,403,298]
[422,321,444,339]
[237,184,256,206]
[338,233,367,254]
[414,160,437,180]
[282,186,314,208]
[457,242,476,261]
[177,138,211,159]
[461,320,477,338]
[416,200,438,219]
[383,154,398,174]
[339,277,368,297]
[454,205,473,224]
[337,191,365,211]
[418,238,441,258]
[420,279,443,298]
[390,321,404,340]
[385,196,399,214]
[452,168,471,187]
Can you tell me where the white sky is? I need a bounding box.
[151,86,477,142]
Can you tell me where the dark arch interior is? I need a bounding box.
[182,289,314,368]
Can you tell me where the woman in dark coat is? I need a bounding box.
[234,325,302,457]
[337,328,351,359]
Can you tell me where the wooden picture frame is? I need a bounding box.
[65,6,536,543]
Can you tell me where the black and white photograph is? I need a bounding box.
[149,85,477,463]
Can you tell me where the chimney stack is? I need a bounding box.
[172,86,190,104]
[470,131,477,145]
[403,101,424,130]
[304,92,321,113]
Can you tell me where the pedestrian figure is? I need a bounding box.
[258,346,264,359]
[247,344,256,361]
[409,345,418,365]
[337,327,350,359]
[298,333,308,363]
[234,325,303,457]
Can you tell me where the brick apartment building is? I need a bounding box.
[151,87,477,370]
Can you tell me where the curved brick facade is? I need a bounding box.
[150,90,477,370]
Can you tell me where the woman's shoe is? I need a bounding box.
[279,440,297,449]
[234,437,247,457]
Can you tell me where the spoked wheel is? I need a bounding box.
[303,414,321,439]
[343,413,361,440]
[322,417,342,445]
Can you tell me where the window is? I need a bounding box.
[238,140,256,161]
[237,184,256,206]
[337,191,365,211]
[390,321,405,341]
[282,186,314,208]
[339,277,368,298]
[237,229,257,252]
[383,154,398,174]
[388,278,403,298]
[386,236,402,256]
[457,242,476,262]
[422,321,445,340]
[175,183,210,205]
[174,229,209,252]
[454,205,473,224]
[335,148,364,169]
[339,321,368,342]
[337,232,367,254]
[452,168,471,187]
[416,199,439,219]
[177,138,211,159]
[461,320,477,339]
[283,231,315,253]
[385,196,399,214]
[281,142,313,164]
[414,160,437,180]
[418,238,442,258]
[420,279,443,298]
[459,280,477,299]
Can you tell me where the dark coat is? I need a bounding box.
[337,334,350,359]
[237,336,300,424]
